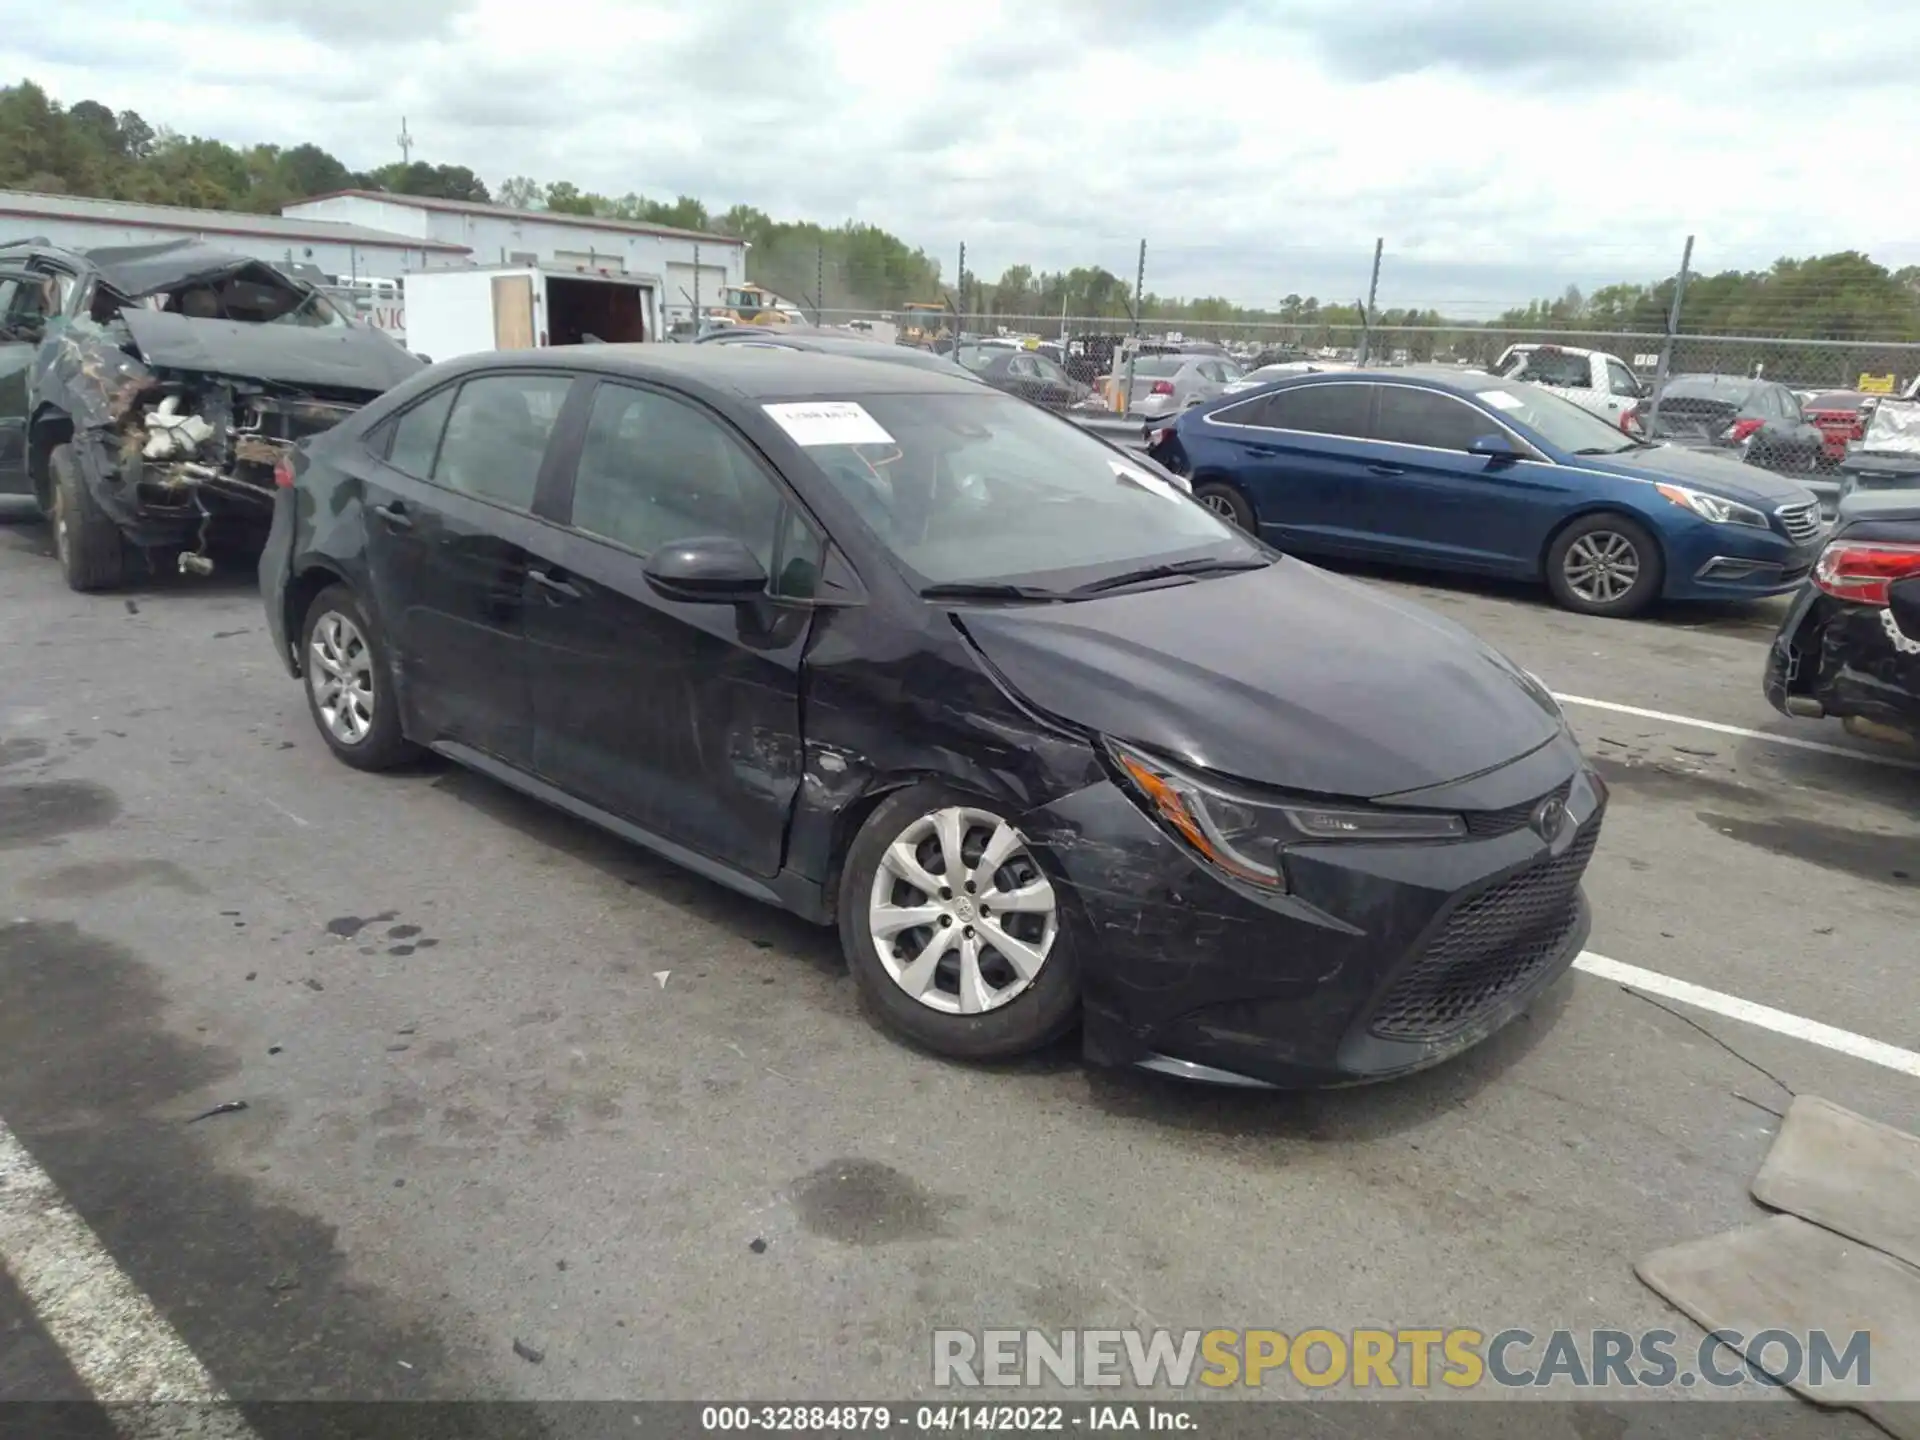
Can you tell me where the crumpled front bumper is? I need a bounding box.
[1022,732,1603,1088]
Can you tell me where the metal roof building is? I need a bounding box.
[282,190,746,321]
[0,189,467,281]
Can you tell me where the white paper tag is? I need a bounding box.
[1480,390,1525,412]
[762,401,895,447]
[1110,459,1188,501]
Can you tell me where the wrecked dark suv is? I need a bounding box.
[0,237,422,591]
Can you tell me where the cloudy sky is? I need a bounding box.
[6,0,1917,312]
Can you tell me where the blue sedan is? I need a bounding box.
[1146,367,1828,617]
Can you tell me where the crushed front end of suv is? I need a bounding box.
[5,238,422,591]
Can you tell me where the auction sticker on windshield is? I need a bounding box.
[1481,391,1525,412]
[763,401,895,447]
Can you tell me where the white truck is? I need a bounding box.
[401,264,662,363]
[1493,343,1650,429]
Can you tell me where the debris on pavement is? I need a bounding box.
[187,1100,249,1123]
[512,1338,545,1365]
[749,1238,768,1254]
[654,971,670,988]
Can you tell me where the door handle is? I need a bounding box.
[1246,444,1279,457]
[1366,463,1406,476]
[372,502,414,530]
[529,567,580,601]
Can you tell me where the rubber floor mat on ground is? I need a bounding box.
[1753,1095,1920,1270]
[1636,1214,1920,1439]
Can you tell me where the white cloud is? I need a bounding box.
[5,0,1916,310]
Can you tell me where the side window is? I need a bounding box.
[1007,354,1040,379]
[1373,387,1490,451]
[431,373,573,510]
[1605,360,1641,398]
[0,275,50,336]
[1033,355,1070,384]
[770,504,826,600]
[1260,384,1372,438]
[1775,387,1803,423]
[383,386,457,477]
[569,382,786,571]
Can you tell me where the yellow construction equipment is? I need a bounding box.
[714,284,796,327]
[895,302,949,348]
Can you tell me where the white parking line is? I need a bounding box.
[0,1119,259,1436]
[1575,951,1920,1080]
[1553,693,1920,773]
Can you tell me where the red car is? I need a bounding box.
[1803,390,1873,469]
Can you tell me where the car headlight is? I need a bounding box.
[1108,742,1466,890]
[1655,483,1769,529]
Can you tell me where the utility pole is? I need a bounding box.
[1123,238,1148,417]
[1648,234,1694,438]
[397,117,414,166]
[1357,237,1383,366]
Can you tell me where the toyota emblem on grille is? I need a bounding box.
[1530,795,1566,841]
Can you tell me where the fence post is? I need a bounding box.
[815,243,824,325]
[692,242,701,335]
[1648,234,1694,438]
[1123,238,1147,415]
[1357,237,1383,366]
[956,242,966,343]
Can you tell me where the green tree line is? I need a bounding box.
[5,80,1918,340]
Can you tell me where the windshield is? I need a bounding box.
[788,390,1261,589]
[1508,350,1591,388]
[1471,380,1644,454]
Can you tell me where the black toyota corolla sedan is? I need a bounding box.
[260,345,1606,1088]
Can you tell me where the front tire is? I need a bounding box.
[49,443,128,592]
[1546,513,1664,618]
[299,584,417,771]
[1192,480,1256,533]
[838,783,1078,1060]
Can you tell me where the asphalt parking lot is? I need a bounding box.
[2,496,1918,1435]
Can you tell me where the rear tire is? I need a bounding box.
[299,584,417,771]
[49,443,128,592]
[1545,513,1663,618]
[838,782,1079,1061]
[1192,480,1256,533]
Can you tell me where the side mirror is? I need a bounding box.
[1468,433,1522,462]
[1891,575,1920,643]
[642,535,768,603]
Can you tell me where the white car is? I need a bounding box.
[1220,360,1358,396]
[1493,344,1648,429]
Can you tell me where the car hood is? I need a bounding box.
[1574,442,1817,508]
[954,559,1563,798]
[120,310,424,395]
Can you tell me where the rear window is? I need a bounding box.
[1510,351,1591,388]
[1663,376,1754,402]
[1131,356,1183,377]
[1808,392,1864,411]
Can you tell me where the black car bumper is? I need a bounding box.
[1765,587,1920,742]
[1026,733,1603,1087]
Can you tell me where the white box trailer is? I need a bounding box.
[401,265,661,363]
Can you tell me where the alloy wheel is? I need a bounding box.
[867,806,1058,1015]
[1562,531,1641,605]
[1199,492,1238,519]
[308,610,376,745]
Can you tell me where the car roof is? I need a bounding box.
[452,343,986,401]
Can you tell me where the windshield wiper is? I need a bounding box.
[1071,556,1271,595]
[918,581,1067,602]
[1571,443,1641,456]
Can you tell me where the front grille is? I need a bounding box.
[1776,501,1824,545]
[1462,779,1573,838]
[1368,819,1601,1043]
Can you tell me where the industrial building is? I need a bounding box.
[281,191,745,317]
[0,189,467,280]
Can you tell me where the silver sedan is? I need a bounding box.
[1127,354,1244,418]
